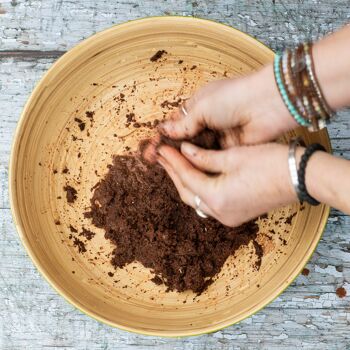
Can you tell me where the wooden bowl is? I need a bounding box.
[10,17,330,336]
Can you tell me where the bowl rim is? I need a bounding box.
[9,15,330,337]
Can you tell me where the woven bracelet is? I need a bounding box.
[297,143,326,206]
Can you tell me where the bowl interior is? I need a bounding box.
[10,17,330,336]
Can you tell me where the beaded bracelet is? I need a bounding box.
[295,43,331,131]
[297,143,326,206]
[283,49,309,122]
[294,46,322,131]
[274,53,310,127]
[303,43,334,119]
[275,42,335,131]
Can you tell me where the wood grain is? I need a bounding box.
[0,50,65,59]
[0,0,349,52]
[1,0,350,348]
[1,209,350,348]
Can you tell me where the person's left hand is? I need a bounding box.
[156,142,299,227]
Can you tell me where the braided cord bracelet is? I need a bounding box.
[297,143,326,205]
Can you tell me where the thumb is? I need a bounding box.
[181,142,228,173]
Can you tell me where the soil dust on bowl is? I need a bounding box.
[10,16,330,336]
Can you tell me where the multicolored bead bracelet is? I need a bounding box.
[274,42,335,131]
[274,53,310,127]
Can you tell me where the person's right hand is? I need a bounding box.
[160,64,299,147]
[156,141,299,227]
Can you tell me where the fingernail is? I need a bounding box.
[181,142,197,157]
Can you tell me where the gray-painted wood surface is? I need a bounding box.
[1,1,350,349]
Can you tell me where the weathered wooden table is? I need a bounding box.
[1,1,350,349]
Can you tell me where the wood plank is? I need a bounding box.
[0,50,65,59]
[1,0,350,348]
[0,0,189,51]
[0,0,349,52]
[0,208,350,349]
[0,58,54,166]
[1,57,350,169]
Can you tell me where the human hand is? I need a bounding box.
[156,142,298,227]
[160,65,298,147]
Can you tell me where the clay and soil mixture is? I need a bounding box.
[85,131,261,294]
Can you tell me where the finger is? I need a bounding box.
[159,99,204,139]
[157,155,192,205]
[220,128,243,148]
[140,134,161,163]
[180,142,227,173]
[157,145,212,199]
[157,155,214,217]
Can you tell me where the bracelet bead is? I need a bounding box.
[275,42,335,132]
[274,53,310,127]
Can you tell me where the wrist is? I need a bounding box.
[243,64,299,143]
[312,26,350,111]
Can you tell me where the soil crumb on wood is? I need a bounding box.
[336,286,347,298]
[150,50,167,62]
[74,117,86,131]
[302,268,310,276]
[64,185,77,203]
[79,228,95,240]
[73,237,86,253]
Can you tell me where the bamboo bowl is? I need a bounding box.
[10,17,330,336]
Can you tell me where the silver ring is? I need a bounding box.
[180,104,189,117]
[194,195,208,218]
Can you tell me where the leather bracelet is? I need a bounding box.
[303,42,334,119]
[297,143,326,206]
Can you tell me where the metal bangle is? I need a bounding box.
[288,137,304,200]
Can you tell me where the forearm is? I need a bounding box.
[313,24,350,111]
[296,148,350,214]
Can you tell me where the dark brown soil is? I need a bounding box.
[163,129,221,151]
[79,228,95,240]
[150,50,167,62]
[63,185,77,203]
[74,117,86,131]
[336,286,347,298]
[160,98,183,109]
[85,137,261,294]
[69,225,78,233]
[85,111,95,119]
[73,237,86,253]
[302,268,310,276]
